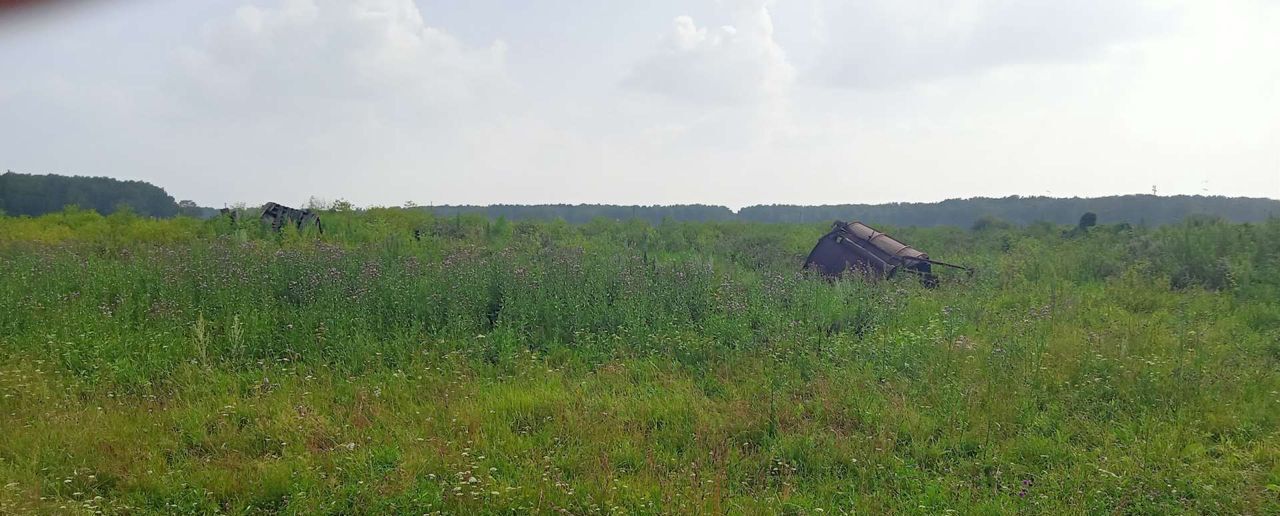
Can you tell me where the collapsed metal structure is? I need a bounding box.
[803,221,971,286]
[260,202,323,234]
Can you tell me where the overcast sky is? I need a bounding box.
[1,0,1277,208]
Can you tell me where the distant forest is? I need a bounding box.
[426,196,1280,227]
[3,172,1278,227]
[734,196,1280,227]
[0,171,179,218]
[426,204,737,224]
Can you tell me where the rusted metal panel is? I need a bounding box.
[804,220,968,287]
[844,222,928,262]
[261,202,323,234]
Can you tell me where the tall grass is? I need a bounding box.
[0,211,1277,513]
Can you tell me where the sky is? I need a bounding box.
[1,0,1277,209]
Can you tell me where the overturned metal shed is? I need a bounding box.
[803,221,970,286]
[261,202,323,234]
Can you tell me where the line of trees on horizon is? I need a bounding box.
[422,195,1280,227]
[1,171,180,218]
[3,172,1278,227]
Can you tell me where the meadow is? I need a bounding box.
[0,207,1277,514]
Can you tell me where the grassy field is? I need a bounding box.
[1,208,1278,514]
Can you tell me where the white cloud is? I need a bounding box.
[623,0,794,105]
[1,0,1274,206]
[146,0,522,205]
[814,0,1166,88]
[175,0,509,120]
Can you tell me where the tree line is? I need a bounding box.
[424,195,1279,227]
[1,171,178,218]
[425,204,737,225]
[735,195,1280,227]
[3,172,1277,227]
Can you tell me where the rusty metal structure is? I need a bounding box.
[261,202,323,234]
[218,207,238,223]
[803,221,970,286]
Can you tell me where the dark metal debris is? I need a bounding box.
[261,202,323,234]
[803,221,971,286]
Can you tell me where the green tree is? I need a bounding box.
[1078,212,1098,232]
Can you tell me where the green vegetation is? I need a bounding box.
[6,172,1278,227]
[0,172,180,218]
[431,195,1280,226]
[1,208,1278,514]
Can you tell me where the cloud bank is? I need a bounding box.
[814,0,1162,88]
[623,1,794,105]
[0,0,1274,207]
[175,0,509,124]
